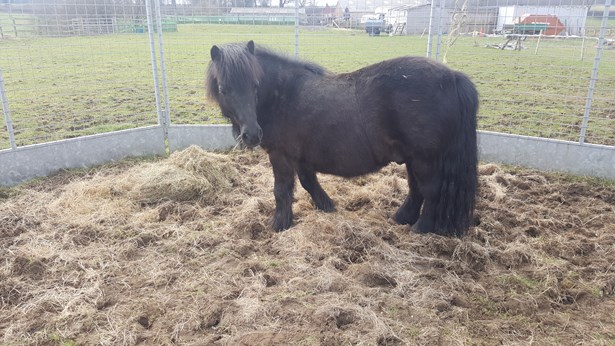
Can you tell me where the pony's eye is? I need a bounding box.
[218,86,227,95]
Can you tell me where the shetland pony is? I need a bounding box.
[206,41,478,237]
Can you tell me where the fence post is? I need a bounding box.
[426,1,435,58]
[435,0,445,62]
[294,0,299,58]
[0,69,17,150]
[153,0,171,132]
[579,0,611,145]
[145,0,164,133]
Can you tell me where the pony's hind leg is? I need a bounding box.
[409,158,442,234]
[394,163,423,225]
[298,165,335,212]
[269,152,296,231]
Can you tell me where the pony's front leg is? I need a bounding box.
[298,165,335,212]
[269,152,296,231]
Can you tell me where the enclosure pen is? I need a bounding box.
[1,0,615,344]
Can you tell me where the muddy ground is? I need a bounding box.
[1,146,614,345]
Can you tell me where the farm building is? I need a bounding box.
[497,5,589,36]
[379,1,496,36]
[361,0,592,36]
[305,3,344,25]
[338,0,426,12]
[400,3,452,35]
[385,5,408,28]
[228,7,304,24]
[516,14,566,35]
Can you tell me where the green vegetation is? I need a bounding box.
[49,332,77,346]
[0,23,614,149]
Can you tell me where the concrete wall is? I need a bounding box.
[0,126,166,186]
[1,126,613,186]
[479,131,615,180]
[167,124,236,153]
[0,124,236,186]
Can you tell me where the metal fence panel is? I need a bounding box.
[0,68,16,150]
[156,3,300,126]
[434,0,614,146]
[582,1,614,145]
[157,0,614,146]
[0,0,160,149]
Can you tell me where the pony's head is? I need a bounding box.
[207,40,263,147]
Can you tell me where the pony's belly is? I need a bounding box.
[316,163,385,177]
[309,146,386,177]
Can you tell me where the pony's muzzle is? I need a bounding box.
[241,126,263,147]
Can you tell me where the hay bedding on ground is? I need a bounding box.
[1,146,614,346]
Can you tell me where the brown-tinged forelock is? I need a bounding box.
[206,43,264,101]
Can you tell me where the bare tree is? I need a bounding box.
[279,0,309,7]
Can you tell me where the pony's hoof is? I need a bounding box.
[393,208,418,225]
[271,216,292,232]
[411,221,431,234]
[313,194,335,212]
[316,201,335,213]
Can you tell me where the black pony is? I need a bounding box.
[207,41,478,237]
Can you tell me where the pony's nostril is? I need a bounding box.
[241,130,261,146]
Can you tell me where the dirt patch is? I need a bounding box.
[1,146,614,345]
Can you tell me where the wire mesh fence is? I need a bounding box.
[0,0,613,152]
[0,0,159,149]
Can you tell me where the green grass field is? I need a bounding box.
[1,22,614,149]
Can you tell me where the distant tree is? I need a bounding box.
[279,0,308,7]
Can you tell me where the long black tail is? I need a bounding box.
[434,71,479,237]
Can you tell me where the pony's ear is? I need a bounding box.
[247,40,255,55]
[210,45,221,61]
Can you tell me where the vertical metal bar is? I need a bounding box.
[154,0,171,132]
[579,0,611,145]
[534,30,542,55]
[0,69,17,150]
[435,0,444,62]
[145,0,164,129]
[294,0,299,58]
[426,0,435,58]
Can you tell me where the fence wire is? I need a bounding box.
[0,0,159,148]
[0,0,613,152]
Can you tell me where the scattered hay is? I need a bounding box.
[1,147,614,345]
[125,163,211,204]
[124,145,237,204]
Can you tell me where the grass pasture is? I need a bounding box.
[0,23,614,150]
